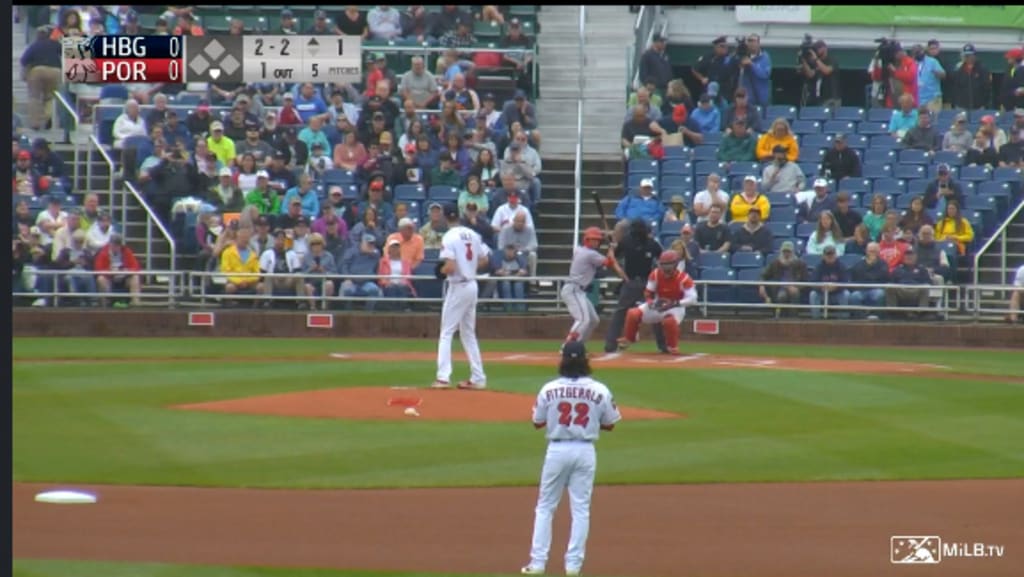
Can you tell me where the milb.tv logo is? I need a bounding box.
[891,536,941,564]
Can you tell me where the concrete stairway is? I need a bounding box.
[974,201,1024,315]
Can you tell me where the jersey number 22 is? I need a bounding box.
[557,402,590,427]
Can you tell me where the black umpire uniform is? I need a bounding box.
[603,220,668,353]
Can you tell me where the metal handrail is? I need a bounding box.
[124,181,178,283]
[52,90,81,193]
[572,6,586,250]
[972,198,1024,318]
[87,134,118,218]
[628,6,662,93]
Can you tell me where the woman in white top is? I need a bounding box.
[692,172,731,223]
[111,99,147,150]
[805,210,845,256]
[235,153,259,193]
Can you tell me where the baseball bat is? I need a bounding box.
[590,191,612,235]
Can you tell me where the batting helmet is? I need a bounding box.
[659,250,679,264]
[583,227,604,242]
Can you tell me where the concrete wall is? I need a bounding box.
[13,311,1024,348]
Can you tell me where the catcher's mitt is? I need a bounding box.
[654,298,676,312]
[434,260,447,280]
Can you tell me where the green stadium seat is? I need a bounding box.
[474,20,503,38]
[241,15,268,32]
[509,6,538,16]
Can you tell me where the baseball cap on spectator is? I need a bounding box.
[398,217,414,229]
[712,36,727,46]
[46,194,61,205]
[904,246,916,255]
[273,228,286,238]
[257,215,270,227]
[245,120,260,131]
[282,92,294,101]
[368,95,384,106]
[483,92,496,102]
[110,232,124,245]
[954,111,968,124]
[813,178,829,188]
[823,244,837,255]
[372,111,385,121]
[218,167,233,177]
[443,203,459,219]
[639,178,654,189]
[295,216,310,229]
[273,150,288,160]
[404,143,417,155]
[652,33,666,43]
[937,163,951,174]
[981,115,996,124]
[698,93,711,104]
[428,202,443,211]
[927,39,940,48]
[514,89,527,100]
[197,101,211,113]
[256,170,270,179]
[387,238,401,248]
[235,94,250,105]
[682,223,693,234]
[744,175,758,183]
[210,121,224,132]
[17,150,31,161]
[780,240,795,252]
[670,195,686,206]
[314,9,327,20]
[281,9,293,18]
[369,179,385,191]
[834,133,846,142]
[1005,47,1024,60]
[166,110,178,119]
[509,18,521,28]
[72,228,88,242]
[962,43,976,55]
[672,104,688,124]
[290,197,302,205]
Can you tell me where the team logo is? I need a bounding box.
[891,536,941,564]
[62,36,94,60]
[64,59,99,83]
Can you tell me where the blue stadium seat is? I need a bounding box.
[659,232,680,247]
[695,175,723,192]
[893,164,926,180]
[898,149,932,165]
[865,149,896,165]
[771,207,799,223]
[798,162,821,178]
[729,175,748,193]
[906,178,930,197]
[838,178,871,195]
[627,173,656,190]
[823,120,856,135]
[662,146,688,159]
[412,263,444,300]
[394,184,426,202]
[765,192,793,207]
[795,222,816,238]
[799,147,826,162]
[175,93,203,106]
[702,132,723,145]
[968,109,999,123]
[699,252,731,270]
[768,222,794,238]
[692,146,718,161]
[936,110,960,128]
[959,165,993,183]
[99,85,130,102]
[701,268,737,303]
[862,164,893,179]
[872,179,905,197]
[869,134,901,149]
[731,251,765,269]
[801,134,833,150]
[735,268,763,303]
[765,105,797,122]
[660,159,691,177]
[323,169,356,186]
[846,134,870,149]
[976,180,1012,200]
[772,237,803,254]
[867,108,893,123]
[895,195,917,209]
[694,160,726,176]
[660,219,685,236]
[728,162,762,177]
[833,107,865,122]
[424,248,441,262]
[992,167,1022,184]
[964,195,997,213]
[840,254,861,269]
[791,120,821,135]
[933,151,965,167]
[803,253,822,271]
[628,159,658,175]
[799,106,831,121]
[428,186,459,202]
[660,174,693,194]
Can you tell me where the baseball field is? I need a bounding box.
[12,336,1024,577]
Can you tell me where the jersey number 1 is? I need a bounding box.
[557,402,590,427]
[465,242,473,260]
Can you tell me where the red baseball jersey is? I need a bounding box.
[645,269,695,302]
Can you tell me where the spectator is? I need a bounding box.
[731,207,772,254]
[245,171,281,216]
[498,211,539,277]
[914,225,952,285]
[385,217,426,269]
[12,150,39,197]
[491,190,534,233]
[206,122,236,167]
[173,12,204,36]
[725,34,772,109]
[419,202,448,249]
[50,210,83,261]
[820,133,861,182]
[502,90,541,145]
[902,108,941,152]
[400,5,428,42]
[758,240,808,314]
[899,195,935,236]
[112,100,147,150]
[721,88,763,134]
[761,145,804,194]
[878,224,908,272]
[679,223,701,262]
[844,223,871,256]
[663,195,690,225]
[294,83,330,125]
[211,167,245,211]
[236,123,275,165]
[187,102,215,136]
[730,175,772,223]
[20,26,62,131]
[334,130,368,173]
[281,174,320,219]
[693,36,733,105]
[503,131,542,196]
[400,57,440,109]
[461,201,495,248]
[340,234,384,311]
[934,200,974,256]
[334,6,368,37]
[695,205,731,252]
[368,5,403,40]
[276,9,298,35]
[305,142,335,181]
[34,196,67,249]
[476,93,506,137]
[650,103,704,148]
[250,215,274,255]
[1006,263,1024,324]
[689,94,720,134]
[443,133,473,180]
[349,206,386,250]
[235,153,260,192]
[799,39,840,108]
[13,200,34,230]
[376,238,416,308]
[458,175,490,216]
[808,245,850,319]
[439,18,478,56]
[922,163,964,210]
[614,179,662,225]
[86,211,116,253]
[94,233,142,307]
[328,87,361,127]
[222,109,251,143]
[800,178,837,223]
[693,172,731,223]
[277,93,304,126]
[267,150,297,193]
[998,128,1024,167]
[885,248,932,319]
[470,146,501,189]
[942,112,973,153]
[259,228,304,309]
[302,233,338,310]
[848,242,889,318]
[431,156,463,189]
[298,117,331,157]
[288,216,313,261]
[30,139,66,185]
[756,119,799,162]
[624,87,662,123]
[965,129,1000,167]
[871,43,918,109]
[77,194,101,230]
[146,145,198,226]
[660,79,695,119]
[493,244,530,312]
[887,94,919,138]
[51,228,96,303]
[162,112,191,151]
[718,118,757,163]
[500,18,535,94]
[639,34,673,93]
[913,44,946,114]
[950,44,992,110]
[1000,47,1024,113]
[805,210,845,256]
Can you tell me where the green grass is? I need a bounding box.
[13,338,1024,489]
[12,560,536,577]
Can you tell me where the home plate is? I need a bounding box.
[34,490,97,504]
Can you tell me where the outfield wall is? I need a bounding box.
[13,311,1024,349]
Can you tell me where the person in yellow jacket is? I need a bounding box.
[219,225,262,298]
[756,117,799,162]
[729,175,773,223]
[934,200,975,256]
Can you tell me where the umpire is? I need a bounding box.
[603,219,668,353]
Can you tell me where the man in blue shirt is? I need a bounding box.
[729,34,773,109]
[293,83,329,124]
[914,44,947,114]
[614,179,664,225]
[689,94,721,135]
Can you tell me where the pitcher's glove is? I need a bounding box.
[434,260,447,280]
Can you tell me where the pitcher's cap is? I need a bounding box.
[561,340,587,359]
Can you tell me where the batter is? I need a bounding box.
[561,227,627,345]
[618,250,698,355]
[522,340,621,577]
[432,204,491,390]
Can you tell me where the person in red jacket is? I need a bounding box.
[93,233,142,306]
[871,43,919,109]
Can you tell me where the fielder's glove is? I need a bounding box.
[656,299,677,312]
[434,260,447,280]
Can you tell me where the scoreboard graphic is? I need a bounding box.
[62,35,362,85]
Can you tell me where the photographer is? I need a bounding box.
[912,44,947,114]
[870,40,918,109]
[728,34,773,109]
[798,38,840,108]
[147,143,199,229]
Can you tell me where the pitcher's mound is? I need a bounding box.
[175,387,683,422]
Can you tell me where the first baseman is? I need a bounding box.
[618,250,697,355]
[561,227,627,345]
[521,340,621,577]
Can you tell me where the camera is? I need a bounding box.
[798,34,816,65]
[734,36,749,59]
[314,255,321,265]
[874,37,898,69]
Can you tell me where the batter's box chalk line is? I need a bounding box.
[386,397,423,408]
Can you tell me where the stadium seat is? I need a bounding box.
[701,268,736,303]
[772,237,803,255]
[933,151,965,167]
[894,195,917,209]
[795,222,816,238]
[926,163,958,180]
[627,173,656,190]
[394,184,426,203]
[799,106,831,121]
[937,110,960,127]
[799,147,825,162]
[702,132,723,146]
[862,164,892,179]
[767,222,794,238]
[959,165,993,183]
[692,146,718,161]
[659,232,680,247]
[833,107,865,122]
[694,160,726,176]
[765,192,793,207]
[864,149,896,166]
[791,120,821,135]
[838,178,871,195]
[728,162,762,177]
[323,169,356,186]
[823,120,856,135]
[800,134,833,150]
[735,268,762,303]
[867,108,893,123]
[968,109,999,124]
[893,164,926,180]
[412,263,444,300]
[905,178,930,197]
[428,186,459,203]
[661,175,694,194]
[731,251,765,269]
[729,175,748,193]
[803,254,822,272]
[846,134,870,149]
[765,105,796,122]
[660,220,685,237]
[628,159,659,175]
[872,179,905,197]
[858,122,890,136]
[771,207,799,223]
[869,134,901,149]
[695,175,721,193]
[992,167,1022,184]
[699,252,730,270]
[798,162,821,179]
[661,146,688,159]
[898,149,932,165]
[976,180,1012,201]
[840,254,861,269]
[660,159,691,177]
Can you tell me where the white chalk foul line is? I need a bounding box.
[670,353,709,363]
[329,353,351,359]
[592,353,621,362]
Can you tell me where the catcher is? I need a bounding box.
[617,250,698,355]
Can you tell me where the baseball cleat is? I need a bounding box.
[616,337,632,351]
[665,347,680,355]
[430,380,451,389]
[456,380,486,390]
[521,566,545,575]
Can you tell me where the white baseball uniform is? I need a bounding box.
[561,246,609,343]
[1015,264,1024,288]
[436,225,491,385]
[525,376,621,575]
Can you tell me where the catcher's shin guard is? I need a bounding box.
[661,315,680,350]
[623,307,642,343]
